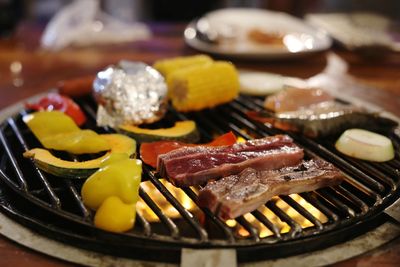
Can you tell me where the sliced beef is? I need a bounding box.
[157,135,304,187]
[198,158,344,220]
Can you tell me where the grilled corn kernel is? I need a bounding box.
[168,61,239,112]
[153,55,213,78]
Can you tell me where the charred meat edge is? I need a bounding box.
[157,135,304,187]
[198,158,344,220]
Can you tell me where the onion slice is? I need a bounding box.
[335,129,395,162]
[239,71,286,96]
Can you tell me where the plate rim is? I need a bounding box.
[184,8,332,59]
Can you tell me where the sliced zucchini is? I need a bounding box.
[118,120,200,143]
[23,134,136,179]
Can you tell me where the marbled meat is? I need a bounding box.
[198,158,344,220]
[157,135,304,187]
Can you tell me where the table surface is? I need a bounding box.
[0,22,400,267]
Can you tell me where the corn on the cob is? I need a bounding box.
[153,55,213,78]
[168,61,239,112]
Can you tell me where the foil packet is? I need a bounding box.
[93,60,168,127]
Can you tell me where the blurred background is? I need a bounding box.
[1,0,399,36]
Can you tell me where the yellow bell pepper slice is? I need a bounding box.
[23,111,79,140]
[100,153,131,167]
[94,196,136,233]
[81,158,142,210]
[24,111,111,154]
[40,129,110,154]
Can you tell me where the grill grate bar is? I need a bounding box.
[235,216,260,241]
[0,168,19,190]
[77,100,98,126]
[265,201,302,238]
[7,118,61,208]
[135,211,152,237]
[0,128,28,191]
[280,195,323,230]
[144,166,208,242]
[139,186,179,239]
[167,106,216,140]
[250,209,281,238]
[384,161,400,174]
[203,109,253,140]
[181,187,236,242]
[226,102,274,136]
[340,177,382,206]
[135,210,152,237]
[316,188,356,218]
[63,153,94,220]
[0,152,7,172]
[298,141,385,192]
[370,162,400,184]
[322,144,396,191]
[299,192,339,222]
[335,185,369,214]
[187,111,226,137]
[64,179,92,220]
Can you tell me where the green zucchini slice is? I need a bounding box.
[23,134,136,179]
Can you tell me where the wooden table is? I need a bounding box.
[0,22,399,267]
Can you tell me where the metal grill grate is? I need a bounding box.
[0,94,399,263]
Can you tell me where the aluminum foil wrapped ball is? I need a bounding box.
[93,60,168,127]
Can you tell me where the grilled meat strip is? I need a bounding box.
[157,135,304,187]
[198,158,344,220]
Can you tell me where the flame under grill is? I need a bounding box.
[0,94,399,263]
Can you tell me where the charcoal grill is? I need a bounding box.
[0,93,399,264]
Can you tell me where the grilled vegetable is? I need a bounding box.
[168,61,239,112]
[153,54,213,79]
[94,196,136,233]
[23,111,80,141]
[23,134,136,178]
[119,120,199,143]
[40,130,110,154]
[24,111,110,154]
[239,71,286,96]
[25,93,87,126]
[81,157,142,210]
[335,129,395,162]
[140,132,237,168]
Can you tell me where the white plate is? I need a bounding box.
[306,13,400,52]
[184,8,332,59]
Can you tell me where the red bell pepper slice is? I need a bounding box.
[25,93,87,126]
[140,132,237,168]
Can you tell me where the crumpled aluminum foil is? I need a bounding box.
[93,60,168,127]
